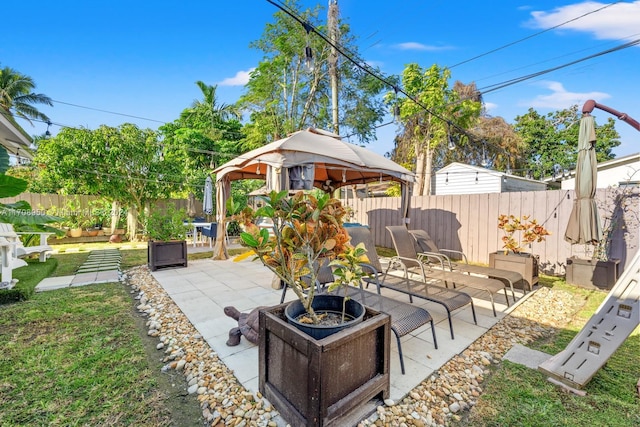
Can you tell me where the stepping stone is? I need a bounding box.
[76,266,119,273]
[78,261,120,268]
[35,276,75,292]
[71,272,98,285]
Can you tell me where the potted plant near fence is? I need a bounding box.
[144,203,190,271]
[239,190,391,427]
[565,186,630,290]
[489,214,551,291]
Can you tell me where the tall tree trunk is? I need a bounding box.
[423,146,433,196]
[414,142,426,196]
[110,201,121,232]
[328,0,339,135]
[127,206,139,242]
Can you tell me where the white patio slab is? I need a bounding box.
[151,256,529,404]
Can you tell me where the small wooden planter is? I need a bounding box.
[147,240,187,271]
[259,303,390,427]
[565,257,620,290]
[489,252,539,292]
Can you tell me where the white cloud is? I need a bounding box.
[524,80,610,109]
[394,42,453,51]
[527,1,640,40]
[484,102,498,113]
[218,68,255,86]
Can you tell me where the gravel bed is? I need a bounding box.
[125,265,580,427]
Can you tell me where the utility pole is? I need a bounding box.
[328,0,339,135]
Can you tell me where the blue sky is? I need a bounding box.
[2,1,639,163]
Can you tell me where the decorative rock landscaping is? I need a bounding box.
[125,265,580,427]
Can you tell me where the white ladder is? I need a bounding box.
[538,251,640,390]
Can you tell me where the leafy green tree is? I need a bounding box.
[390,64,481,195]
[187,81,240,133]
[238,0,387,148]
[0,65,52,125]
[32,124,185,239]
[513,105,620,179]
[160,81,248,207]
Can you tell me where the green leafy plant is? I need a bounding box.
[225,196,245,237]
[327,242,367,322]
[239,190,365,325]
[0,146,62,240]
[498,214,551,254]
[143,203,189,241]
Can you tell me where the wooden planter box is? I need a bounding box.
[489,252,539,292]
[259,303,390,427]
[565,257,620,290]
[147,240,187,271]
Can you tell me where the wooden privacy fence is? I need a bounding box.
[0,193,201,222]
[343,188,640,276]
[5,190,640,275]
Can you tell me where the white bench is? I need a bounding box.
[0,223,53,285]
[0,236,25,286]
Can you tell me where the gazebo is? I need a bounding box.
[212,128,415,259]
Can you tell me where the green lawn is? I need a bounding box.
[0,283,179,425]
[459,280,640,427]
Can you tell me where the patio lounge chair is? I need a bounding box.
[386,226,509,317]
[345,226,477,339]
[409,229,521,300]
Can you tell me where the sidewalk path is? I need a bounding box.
[36,249,122,291]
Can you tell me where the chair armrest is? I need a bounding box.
[389,255,430,281]
[417,251,449,270]
[438,248,468,264]
[16,232,54,246]
[358,262,383,294]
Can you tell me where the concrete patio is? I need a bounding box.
[150,250,532,402]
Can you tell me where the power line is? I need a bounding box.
[52,99,167,124]
[478,37,640,95]
[448,1,622,69]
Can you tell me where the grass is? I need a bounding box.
[3,243,639,426]
[0,283,177,425]
[0,258,58,303]
[459,276,640,427]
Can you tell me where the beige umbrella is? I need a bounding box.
[564,115,603,245]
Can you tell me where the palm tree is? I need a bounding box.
[191,81,240,125]
[0,66,52,125]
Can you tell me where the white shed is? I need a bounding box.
[435,162,547,195]
[558,153,640,189]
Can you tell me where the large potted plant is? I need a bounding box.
[240,190,391,427]
[144,203,189,271]
[565,186,628,290]
[489,214,551,291]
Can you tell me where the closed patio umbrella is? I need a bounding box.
[203,175,214,215]
[564,115,602,245]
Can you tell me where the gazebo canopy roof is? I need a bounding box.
[214,128,414,189]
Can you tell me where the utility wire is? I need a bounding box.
[478,37,640,94]
[449,1,622,69]
[52,99,167,124]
